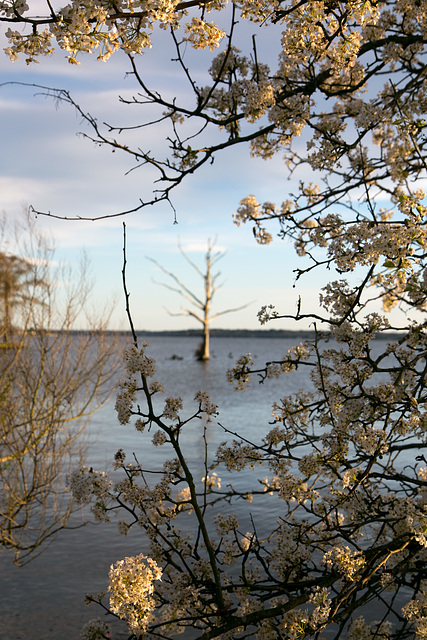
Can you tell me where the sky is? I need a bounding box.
[0,12,410,333]
[0,16,321,333]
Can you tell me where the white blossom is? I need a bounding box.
[109,554,162,636]
[80,618,110,640]
[202,471,221,491]
[194,390,218,417]
[163,396,183,420]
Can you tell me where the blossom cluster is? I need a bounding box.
[67,466,112,504]
[80,618,110,640]
[162,396,183,421]
[200,47,277,138]
[402,583,427,640]
[183,17,225,51]
[202,471,221,491]
[67,466,113,521]
[257,304,278,325]
[115,343,166,425]
[109,554,162,635]
[226,352,254,390]
[322,546,366,581]
[216,439,263,471]
[347,616,392,640]
[2,0,229,63]
[194,390,218,418]
[124,343,155,377]
[5,27,53,63]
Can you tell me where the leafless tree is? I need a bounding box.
[149,239,249,360]
[0,213,123,564]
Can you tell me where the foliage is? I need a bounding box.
[149,239,249,360]
[0,213,122,564]
[0,249,45,343]
[4,0,427,638]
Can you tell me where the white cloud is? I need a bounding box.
[0,177,47,207]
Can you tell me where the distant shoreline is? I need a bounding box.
[137,328,319,338]
[44,328,405,340]
[133,328,403,340]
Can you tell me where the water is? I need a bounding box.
[1,335,309,640]
[1,333,413,640]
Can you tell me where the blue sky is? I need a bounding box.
[1,22,326,333]
[0,21,408,332]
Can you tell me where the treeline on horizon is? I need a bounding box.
[61,328,404,340]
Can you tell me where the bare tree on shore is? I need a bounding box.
[0,213,122,564]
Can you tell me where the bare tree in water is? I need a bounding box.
[149,239,249,360]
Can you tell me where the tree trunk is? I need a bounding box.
[201,322,210,360]
[200,262,211,360]
[4,280,11,343]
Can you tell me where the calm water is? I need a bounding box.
[2,335,311,639]
[0,334,392,639]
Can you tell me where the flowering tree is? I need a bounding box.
[5,0,427,637]
[71,315,427,640]
[149,239,249,360]
[0,213,122,564]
